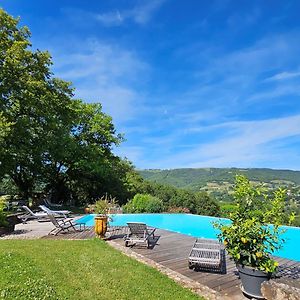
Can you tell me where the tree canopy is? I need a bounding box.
[0,9,137,205]
[0,9,222,218]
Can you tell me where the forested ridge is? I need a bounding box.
[140,168,300,190]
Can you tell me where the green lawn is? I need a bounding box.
[0,239,200,300]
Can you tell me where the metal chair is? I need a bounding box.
[124,222,156,248]
[188,238,223,272]
[48,213,85,235]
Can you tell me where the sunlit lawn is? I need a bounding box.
[0,239,201,299]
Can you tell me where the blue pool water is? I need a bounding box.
[77,213,300,262]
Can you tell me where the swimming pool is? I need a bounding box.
[77,213,300,262]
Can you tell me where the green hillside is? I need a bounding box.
[139,168,300,192]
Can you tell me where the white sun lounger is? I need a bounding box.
[44,197,63,208]
[39,205,70,218]
[19,206,49,223]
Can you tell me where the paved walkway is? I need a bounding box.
[0,220,55,239]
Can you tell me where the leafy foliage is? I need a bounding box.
[219,203,237,217]
[0,199,8,227]
[123,194,164,213]
[214,175,291,273]
[93,195,117,215]
[167,206,190,213]
[139,181,220,216]
[0,9,141,206]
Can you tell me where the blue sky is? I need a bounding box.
[2,0,300,170]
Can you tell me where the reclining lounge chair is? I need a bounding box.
[44,197,63,208]
[124,222,156,248]
[47,213,86,235]
[19,206,49,223]
[188,238,223,272]
[39,205,71,218]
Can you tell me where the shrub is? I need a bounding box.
[214,175,293,273]
[123,194,163,213]
[193,192,220,216]
[219,202,237,217]
[167,206,190,213]
[0,199,8,227]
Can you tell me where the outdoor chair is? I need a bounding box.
[39,205,71,218]
[124,222,156,248]
[188,238,224,272]
[47,213,86,235]
[44,197,63,208]
[19,206,49,223]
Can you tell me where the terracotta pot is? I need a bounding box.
[94,215,108,238]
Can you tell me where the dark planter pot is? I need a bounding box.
[7,214,22,226]
[237,264,271,299]
[0,224,14,236]
[0,214,20,236]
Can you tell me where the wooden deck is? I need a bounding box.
[44,226,300,299]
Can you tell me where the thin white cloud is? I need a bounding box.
[96,10,123,26]
[95,0,166,26]
[113,145,144,163]
[227,7,261,29]
[265,71,300,82]
[247,84,300,103]
[55,40,147,82]
[143,114,300,169]
[126,31,300,169]
[166,31,300,127]
[39,7,300,169]
[51,39,149,124]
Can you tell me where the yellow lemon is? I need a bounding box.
[241,237,247,244]
[256,252,263,258]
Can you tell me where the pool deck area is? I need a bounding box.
[42,225,300,300]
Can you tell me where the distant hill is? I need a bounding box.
[139,168,300,196]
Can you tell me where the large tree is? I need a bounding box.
[0,9,131,204]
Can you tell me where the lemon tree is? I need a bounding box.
[214,175,293,273]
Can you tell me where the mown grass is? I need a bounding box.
[0,239,201,300]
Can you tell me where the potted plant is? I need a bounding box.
[94,195,116,238]
[0,199,14,236]
[214,175,292,299]
[0,199,9,235]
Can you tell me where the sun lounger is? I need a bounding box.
[19,206,49,223]
[188,238,223,271]
[124,222,156,248]
[39,205,70,218]
[47,213,86,235]
[44,197,63,208]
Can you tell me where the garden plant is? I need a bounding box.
[214,175,294,297]
[214,175,293,273]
